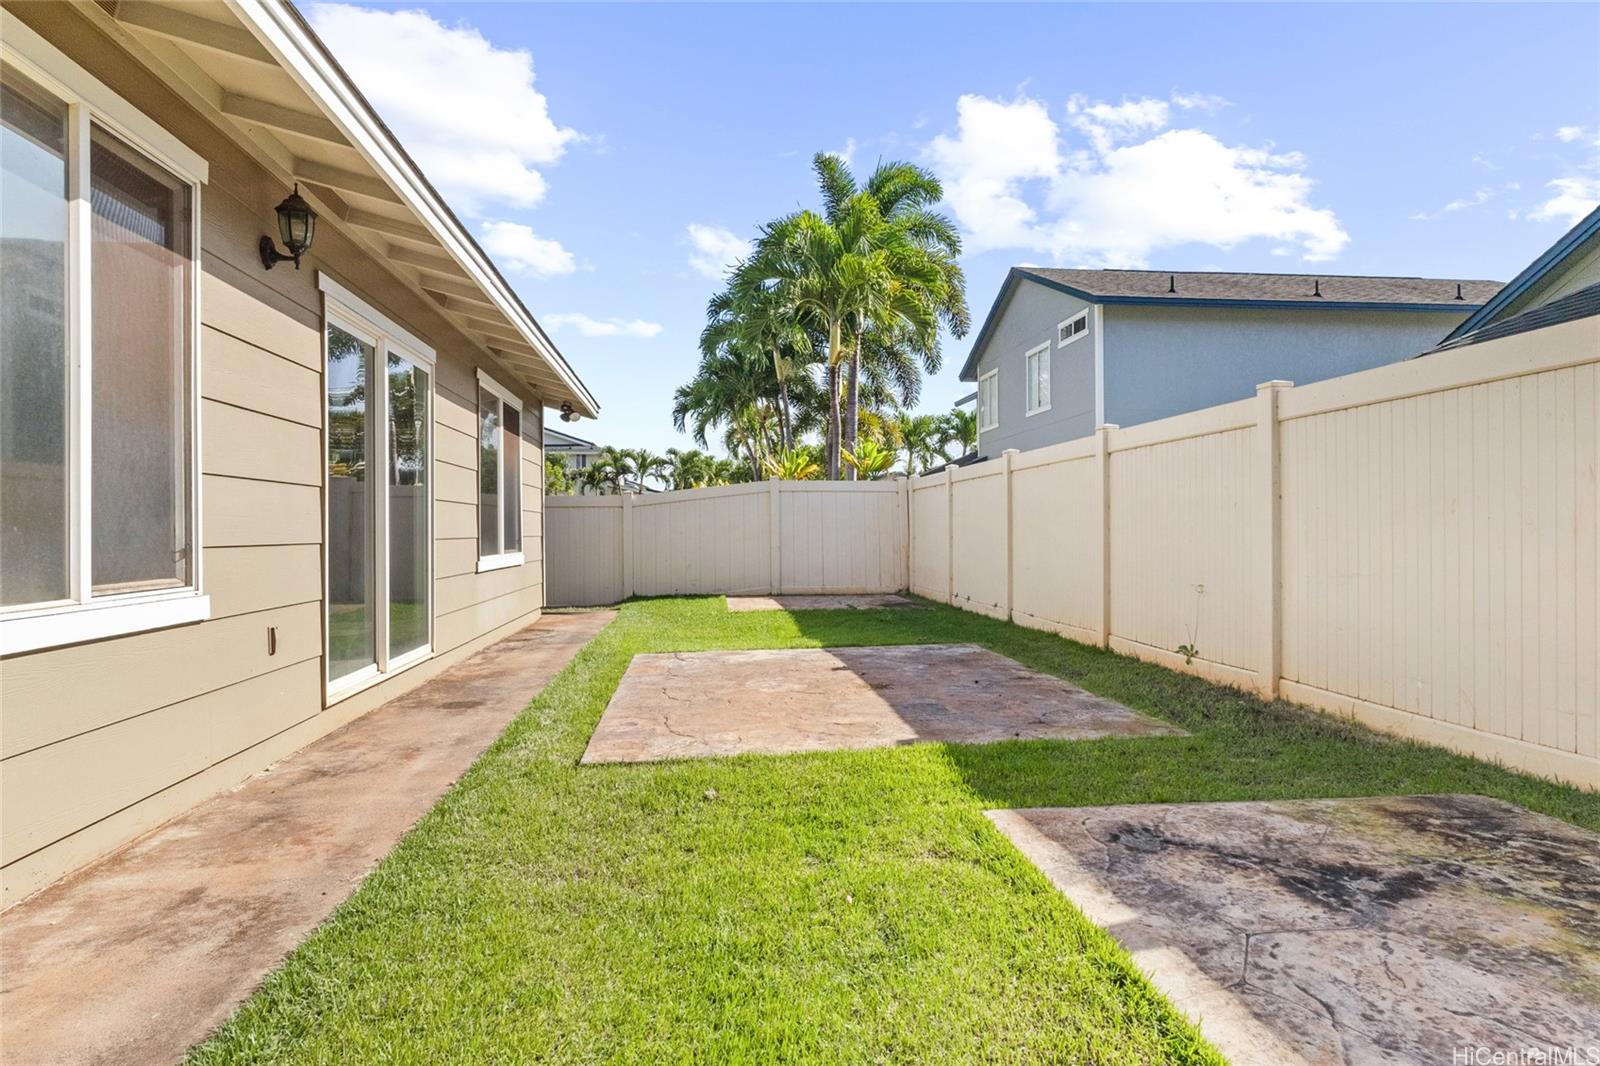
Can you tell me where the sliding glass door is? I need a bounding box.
[324,286,434,697]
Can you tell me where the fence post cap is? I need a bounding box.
[1256,379,1294,392]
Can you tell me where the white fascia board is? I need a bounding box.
[223,0,598,417]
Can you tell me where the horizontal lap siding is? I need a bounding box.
[1,5,553,903]
[1280,362,1598,761]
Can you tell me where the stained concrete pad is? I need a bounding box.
[725,593,918,612]
[581,643,1183,763]
[987,795,1600,1066]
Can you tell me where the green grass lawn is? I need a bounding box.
[191,597,1600,1065]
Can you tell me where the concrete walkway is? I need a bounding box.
[0,610,613,1066]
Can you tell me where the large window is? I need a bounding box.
[476,369,523,571]
[0,25,207,655]
[322,276,434,697]
[1025,342,1051,416]
[977,369,999,432]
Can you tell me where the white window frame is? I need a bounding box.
[1025,341,1051,416]
[1057,309,1089,348]
[0,16,210,656]
[319,275,437,703]
[977,369,999,432]
[475,368,525,573]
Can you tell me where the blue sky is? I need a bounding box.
[308,2,1600,455]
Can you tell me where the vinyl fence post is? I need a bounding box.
[901,475,913,595]
[1095,425,1118,649]
[768,478,782,594]
[1002,449,1018,621]
[620,491,635,601]
[1255,381,1292,698]
[944,464,957,605]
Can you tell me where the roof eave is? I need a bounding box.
[226,0,599,417]
[1441,205,1600,343]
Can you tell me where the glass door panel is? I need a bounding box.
[326,324,375,682]
[387,354,429,659]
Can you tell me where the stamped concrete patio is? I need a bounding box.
[989,794,1600,1066]
[581,643,1183,763]
[0,610,614,1066]
[725,594,918,612]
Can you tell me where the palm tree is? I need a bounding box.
[939,408,977,461]
[672,347,782,481]
[702,281,812,452]
[894,412,945,476]
[621,448,669,492]
[808,154,970,477]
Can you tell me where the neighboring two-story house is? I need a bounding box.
[959,268,1501,456]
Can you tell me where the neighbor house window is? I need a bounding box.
[476,369,524,572]
[1025,342,1051,416]
[977,369,999,432]
[1058,310,1088,347]
[0,25,208,655]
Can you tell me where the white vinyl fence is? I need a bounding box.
[544,317,1597,788]
[909,316,1598,789]
[546,480,906,607]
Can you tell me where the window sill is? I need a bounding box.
[1,592,210,656]
[326,644,433,706]
[1025,404,1052,418]
[476,552,525,574]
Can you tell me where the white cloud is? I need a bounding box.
[542,313,662,338]
[306,3,579,214]
[1409,187,1494,221]
[1527,176,1600,227]
[1555,125,1585,143]
[926,92,1348,267]
[1171,91,1230,112]
[685,224,751,280]
[479,220,575,276]
[832,137,858,166]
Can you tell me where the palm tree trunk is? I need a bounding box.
[825,319,843,480]
[772,346,793,453]
[843,337,861,481]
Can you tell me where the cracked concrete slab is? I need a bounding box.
[581,643,1183,763]
[725,594,918,612]
[987,795,1600,1066]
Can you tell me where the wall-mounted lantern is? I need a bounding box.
[259,184,316,270]
[559,401,578,423]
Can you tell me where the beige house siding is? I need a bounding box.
[0,4,549,906]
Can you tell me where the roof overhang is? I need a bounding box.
[1440,205,1600,344]
[76,0,597,417]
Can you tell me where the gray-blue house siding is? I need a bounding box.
[961,268,1501,457]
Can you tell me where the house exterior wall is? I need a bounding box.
[972,282,1098,456]
[1101,304,1471,429]
[0,4,548,906]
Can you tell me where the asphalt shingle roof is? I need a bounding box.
[1429,281,1600,353]
[1017,267,1503,307]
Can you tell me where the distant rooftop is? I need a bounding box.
[1016,268,1503,308]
